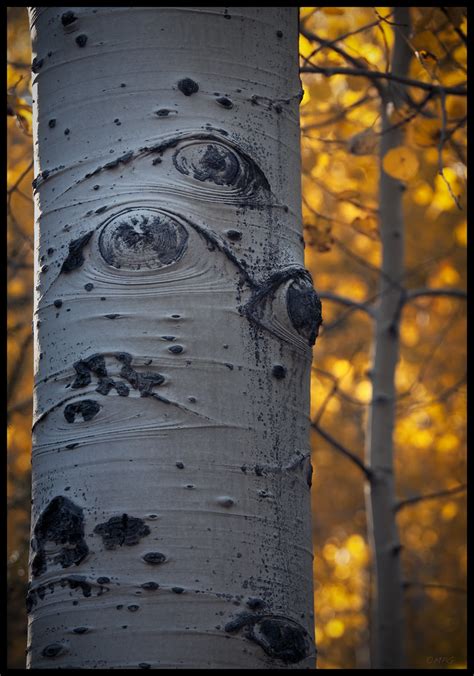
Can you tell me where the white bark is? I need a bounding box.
[364,6,411,669]
[27,7,319,669]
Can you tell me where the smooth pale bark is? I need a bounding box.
[364,6,411,669]
[27,7,319,669]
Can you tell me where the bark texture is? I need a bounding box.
[27,7,318,669]
[364,6,411,669]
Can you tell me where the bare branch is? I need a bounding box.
[403,581,467,594]
[311,420,372,479]
[395,484,466,512]
[300,65,467,97]
[318,291,375,317]
[405,288,467,303]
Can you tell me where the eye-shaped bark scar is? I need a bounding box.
[172,139,270,199]
[224,612,312,664]
[99,211,188,270]
[31,496,89,578]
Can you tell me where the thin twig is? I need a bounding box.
[300,65,467,96]
[311,420,372,479]
[395,483,466,512]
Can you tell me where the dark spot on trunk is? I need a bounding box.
[42,643,65,658]
[143,552,166,565]
[105,313,120,319]
[155,109,172,117]
[64,399,100,423]
[61,231,93,273]
[287,279,323,346]
[94,514,151,549]
[162,335,175,341]
[168,345,183,354]
[128,604,140,612]
[226,229,242,241]
[216,96,233,109]
[97,576,110,584]
[95,205,107,214]
[64,128,70,135]
[31,496,89,578]
[75,34,88,47]
[61,11,77,26]
[272,365,286,380]
[141,581,159,590]
[84,282,94,291]
[177,78,199,96]
[277,30,283,37]
[246,597,265,610]
[73,626,89,634]
[66,443,79,449]
[139,663,151,669]
[175,462,184,469]
[172,587,184,594]
[54,299,63,308]
[48,119,56,128]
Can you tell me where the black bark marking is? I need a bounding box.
[64,128,70,135]
[277,30,283,37]
[32,57,44,73]
[168,345,183,354]
[64,574,92,597]
[99,211,188,270]
[94,514,151,549]
[53,299,63,308]
[64,400,100,423]
[175,462,184,469]
[84,282,94,291]
[143,552,166,565]
[48,118,56,128]
[31,496,89,578]
[249,617,311,664]
[287,279,323,346]
[226,229,242,241]
[216,96,233,109]
[272,365,286,380]
[42,643,65,658]
[73,626,89,634]
[97,576,110,584]
[177,78,199,96]
[61,11,77,26]
[139,663,151,669]
[140,581,159,590]
[224,613,311,664]
[128,604,140,612]
[61,231,93,273]
[75,34,88,47]
[155,109,176,117]
[246,597,265,610]
[172,587,184,594]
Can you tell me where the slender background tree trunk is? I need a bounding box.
[365,6,411,669]
[27,7,318,668]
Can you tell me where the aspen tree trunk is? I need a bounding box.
[364,7,411,669]
[27,7,320,669]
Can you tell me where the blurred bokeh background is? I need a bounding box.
[7,7,466,668]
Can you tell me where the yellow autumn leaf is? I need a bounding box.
[383,146,419,181]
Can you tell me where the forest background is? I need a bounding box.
[7,7,466,668]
